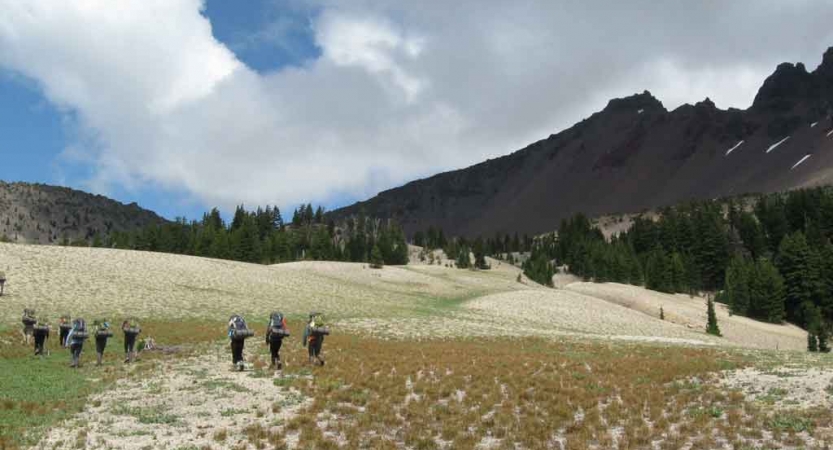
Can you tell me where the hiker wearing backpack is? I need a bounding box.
[65,318,88,368]
[93,319,113,366]
[21,308,36,345]
[302,312,329,366]
[265,312,289,370]
[33,316,50,356]
[228,315,253,371]
[122,319,141,364]
[59,315,72,347]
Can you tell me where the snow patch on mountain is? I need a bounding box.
[766,137,790,154]
[791,154,811,170]
[725,140,744,156]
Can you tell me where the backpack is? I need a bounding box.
[269,312,285,329]
[309,313,329,336]
[71,318,89,340]
[94,320,113,338]
[124,318,141,335]
[22,309,36,326]
[231,315,247,330]
[229,315,253,339]
[310,313,326,328]
[268,312,288,341]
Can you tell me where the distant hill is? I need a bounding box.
[332,46,833,237]
[0,181,167,244]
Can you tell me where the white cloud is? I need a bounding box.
[0,0,832,212]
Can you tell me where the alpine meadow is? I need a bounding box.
[2,2,833,450]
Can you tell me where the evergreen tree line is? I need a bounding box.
[413,227,533,257]
[530,188,833,350]
[83,205,409,266]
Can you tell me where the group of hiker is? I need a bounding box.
[22,308,330,371]
[21,308,141,368]
[227,311,329,371]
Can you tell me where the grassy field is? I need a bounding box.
[0,242,831,449]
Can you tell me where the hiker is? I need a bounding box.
[59,315,72,347]
[0,270,6,296]
[65,318,88,368]
[92,319,113,366]
[33,317,50,356]
[303,312,329,366]
[265,312,289,370]
[21,308,36,345]
[122,318,141,363]
[228,314,253,371]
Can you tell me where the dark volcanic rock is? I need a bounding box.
[333,47,833,237]
[0,182,167,244]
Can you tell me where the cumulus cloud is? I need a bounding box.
[0,0,832,211]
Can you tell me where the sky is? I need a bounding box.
[0,1,832,221]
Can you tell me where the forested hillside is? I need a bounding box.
[103,204,409,266]
[526,187,833,350]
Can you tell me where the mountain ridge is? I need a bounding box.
[0,181,167,244]
[331,47,833,237]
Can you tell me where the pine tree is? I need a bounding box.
[750,259,786,323]
[370,244,384,269]
[777,232,822,326]
[230,205,247,232]
[693,208,729,291]
[725,255,751,316]
[456,246,471,269]
[706,296,722,337]
[737,211,768,259]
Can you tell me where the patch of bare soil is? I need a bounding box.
[35,342,310,450]
[722,366,833,410]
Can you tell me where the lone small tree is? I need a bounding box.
[706,296,721,337]
[370,244,384,269]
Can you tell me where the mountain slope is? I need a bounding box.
[333,47,833,237]
[0,181,166,244]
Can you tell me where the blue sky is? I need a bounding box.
[0,1,830,223]
[1,0,324,221]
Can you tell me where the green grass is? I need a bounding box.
[112,404,181,425]
[0,351,104,448]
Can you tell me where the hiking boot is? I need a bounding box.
[277,361,283,371]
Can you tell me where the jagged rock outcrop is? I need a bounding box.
[332,47,833,237]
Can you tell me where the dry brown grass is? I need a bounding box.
[264,334,833,449]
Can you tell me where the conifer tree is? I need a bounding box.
[706,296,722,337]
[456,246,471,269]
[777,232,822,326]
[750,258,786,323]
[370,244,384,269]
[725,255,751,316]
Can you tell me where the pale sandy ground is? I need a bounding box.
[0,242,826,449]
[36,341,310,450]
[722,366,833,410]
[565,281,807,351]
[0,242,806,350]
